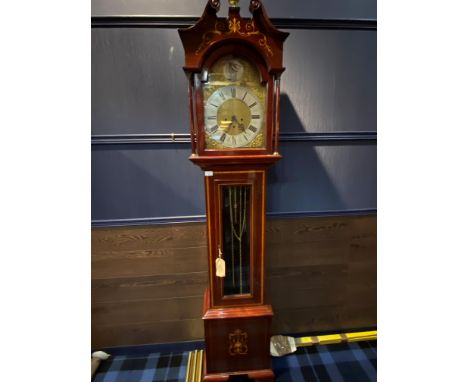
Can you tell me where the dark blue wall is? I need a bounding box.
[91,0,376,225]
[92,0,376,20]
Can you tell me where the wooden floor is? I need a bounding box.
[92,214,376,348]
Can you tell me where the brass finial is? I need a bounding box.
[228,0,240,8]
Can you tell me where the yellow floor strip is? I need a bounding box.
[295,330,377,347]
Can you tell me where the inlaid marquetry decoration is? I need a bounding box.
[228,329,248,355]
[195,18,273,57]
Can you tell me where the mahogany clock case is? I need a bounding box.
[178,1,289,381]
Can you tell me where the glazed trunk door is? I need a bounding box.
[205,170,265,307]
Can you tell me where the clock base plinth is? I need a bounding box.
[202,289,274,381]
[202,367,274,382]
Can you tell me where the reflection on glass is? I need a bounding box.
[221,185,251,296]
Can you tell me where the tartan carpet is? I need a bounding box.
[93,340,377,382]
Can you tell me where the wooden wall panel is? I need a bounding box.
[91,215,376,348]
[92,223,209,348]
[265,215,377,335]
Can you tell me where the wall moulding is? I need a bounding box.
[91,208,377,228]
[91,132,377,145]
[91,16,377,30]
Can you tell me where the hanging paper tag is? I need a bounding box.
[216,257,225,277]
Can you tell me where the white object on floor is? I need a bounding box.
[270,335,297,357]
[92,351,111,360]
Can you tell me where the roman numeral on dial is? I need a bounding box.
[231,87,236,98]
[251,115,260,119]
[207,116,217,120]
[209,125,219,133]
[248,125,258,133]
[249,102,257,108]
[220,133,227,143]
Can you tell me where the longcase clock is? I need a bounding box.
[179,1,288,380]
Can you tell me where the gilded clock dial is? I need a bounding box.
[204,86,264,149]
